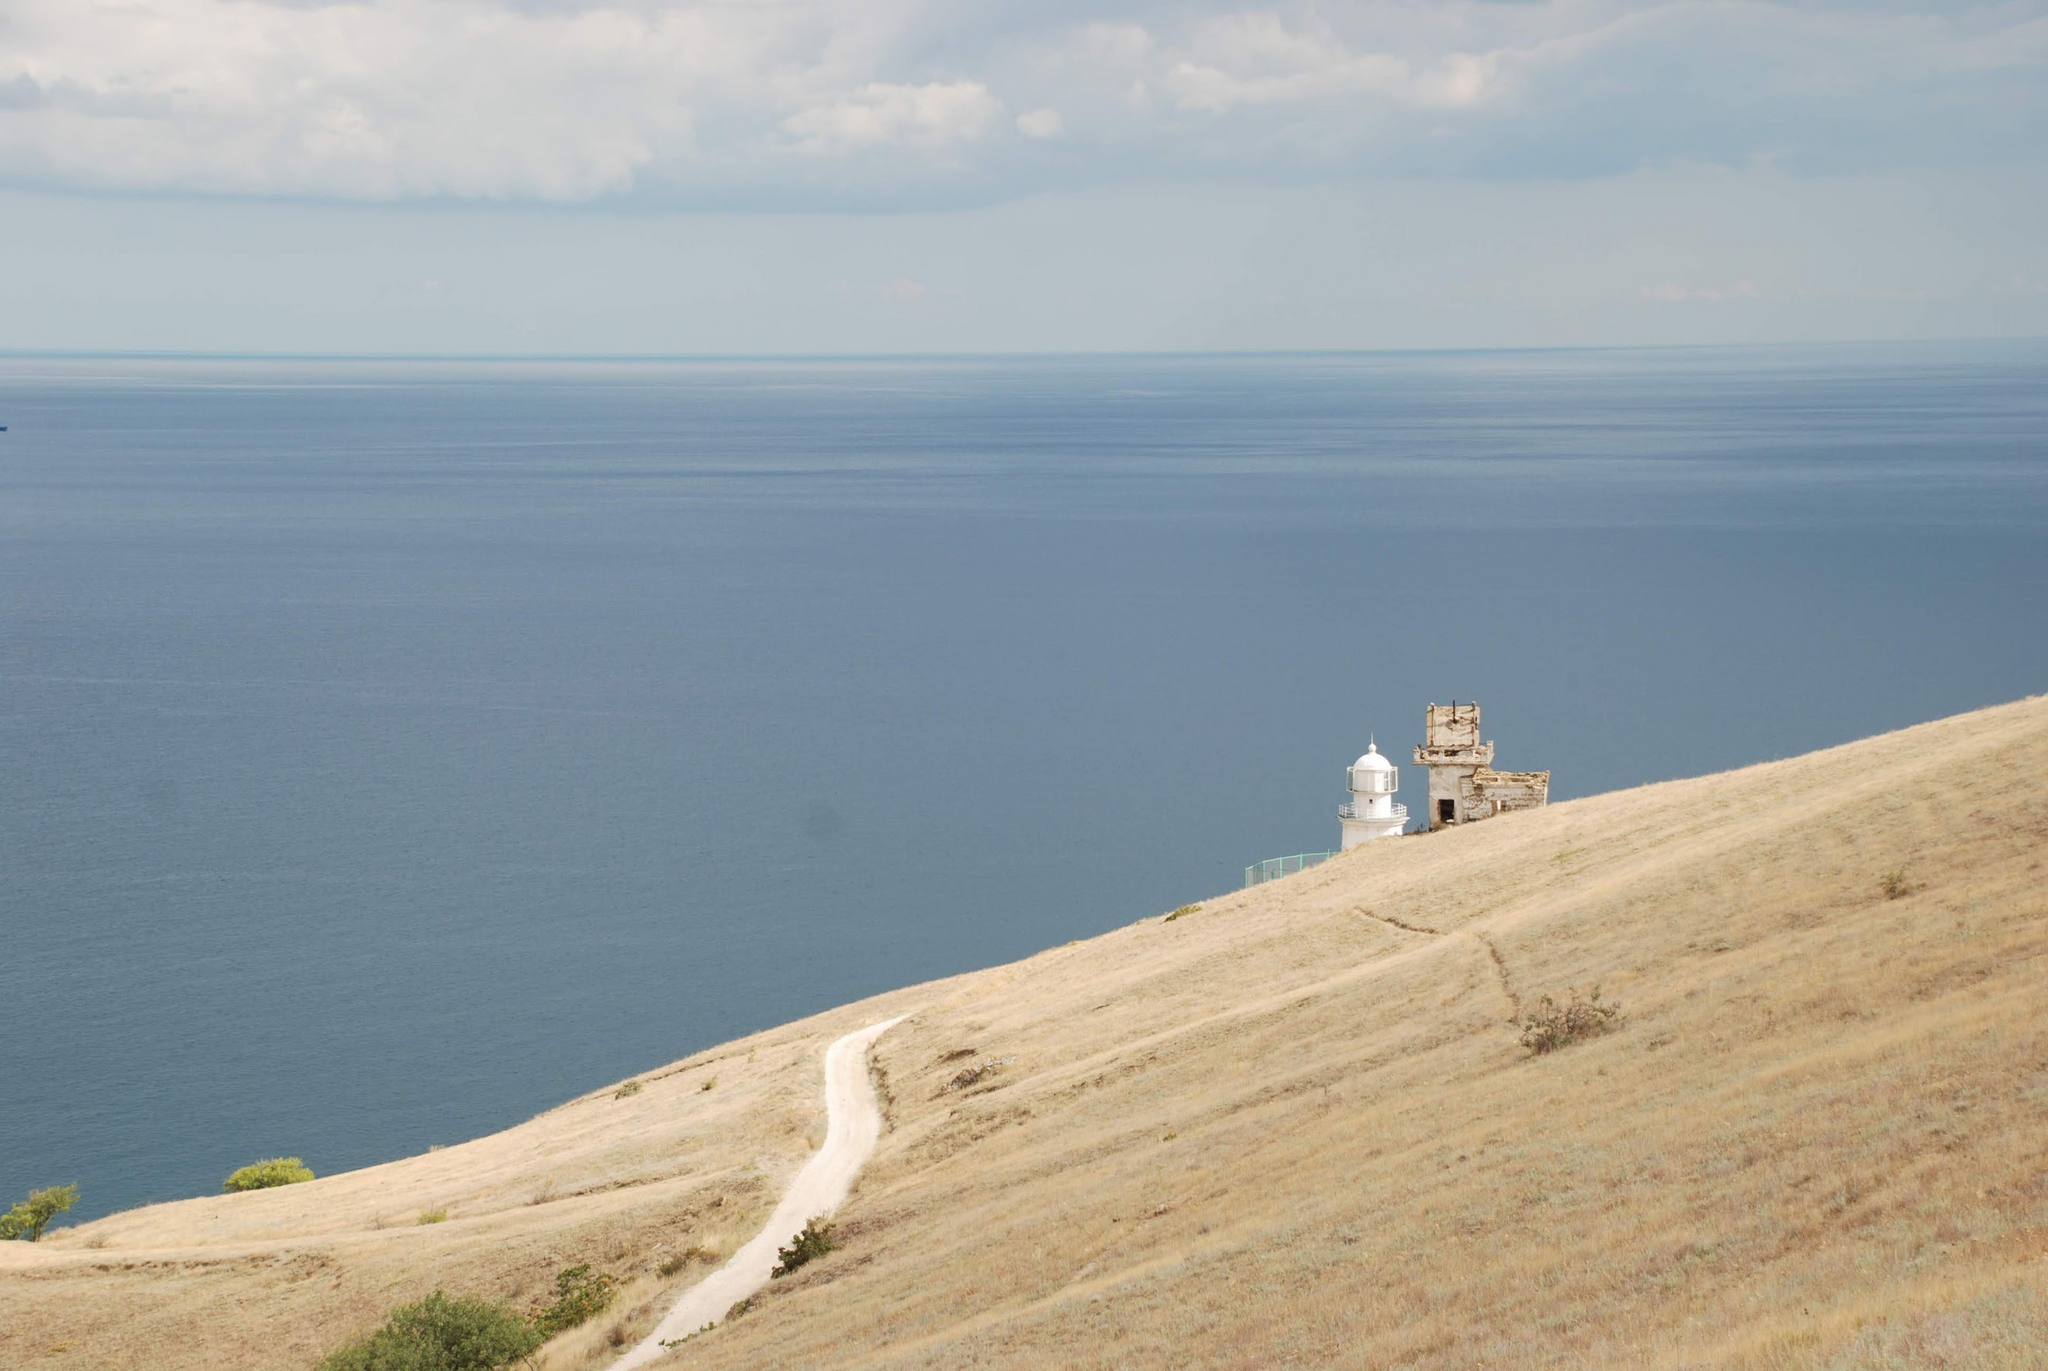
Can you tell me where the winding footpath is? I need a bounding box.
[613,1015,907,1368]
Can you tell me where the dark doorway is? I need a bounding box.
[1438,799,1456,823]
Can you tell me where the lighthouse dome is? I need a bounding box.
[1352,742,1394,771]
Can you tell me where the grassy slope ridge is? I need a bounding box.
[6,696,2046,1369]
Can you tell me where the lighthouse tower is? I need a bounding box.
[1339,741,1408,849]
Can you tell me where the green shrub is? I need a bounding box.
[0,1184,78,1241]
[528,1264,618,1338]
[317,1291,542,1371]
[1879,868,1919,900]
[770,1218,835,1278]
[614,1079,643,1099]
[1517,987,1621,1055]
[223,1158,315,1193]
[1164,904,1201,922]
[417,1209,448,1225]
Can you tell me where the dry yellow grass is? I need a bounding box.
[5,695,2046,1369]
[0,1004,945,1368]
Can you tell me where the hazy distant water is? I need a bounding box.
[3,343,2044,1223]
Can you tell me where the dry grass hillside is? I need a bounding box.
[6,695,2047,1369]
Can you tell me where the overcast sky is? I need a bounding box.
[3,0,2044,353]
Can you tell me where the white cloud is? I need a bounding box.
[1160,12,1504,113]
[1079,22,1155,65]
[784,82,1001,153]
[0,0,710,198]
[0,1,2039,204]
[1016,107,1064,139]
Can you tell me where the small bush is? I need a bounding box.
[614,1080,642,1099]
[1879,868,1919,900]
[528,1264,618,1338]
[1164,904,1201,922]
[658,1244,715,1277]
[1,1184,78,1242]
[770,1219,835,1278]
[936,1055,1015,1096]
[1517,987,1620,1055]
[317,1291,541,1371]
[700,1076,717,1092]
[223,1158,315,1193]
[417,1209,448,1225]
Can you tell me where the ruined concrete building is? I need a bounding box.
[1414,702,1549,829]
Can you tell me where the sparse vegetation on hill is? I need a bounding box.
[1515,986,1620,1054]
[0,1184,77,1241]
[526,1264,617,1337]
[655,1246,713,1278]
[5,695,2046,1370]
[315,1291,539,1371]
[936,1056,1012,1095]
[222,1158,314,1192]
[769,1219,835,1278]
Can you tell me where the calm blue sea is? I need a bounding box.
[3,344,2044,1223]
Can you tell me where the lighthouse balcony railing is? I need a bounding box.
[1339,801,1409,822]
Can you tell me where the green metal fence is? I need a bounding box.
[1243,851,1336,888]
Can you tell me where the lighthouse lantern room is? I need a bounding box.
[1338,741,1408,848]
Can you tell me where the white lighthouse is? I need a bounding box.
[1339,740,1408,849]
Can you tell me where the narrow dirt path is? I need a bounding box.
[1470,930,1522,1020]
[612,1015,907,1368]
[1356,904,1520,1021]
